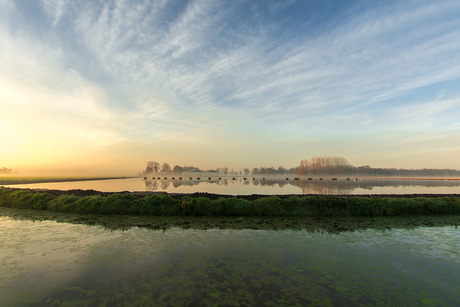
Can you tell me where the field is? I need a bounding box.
[0,176,131,185]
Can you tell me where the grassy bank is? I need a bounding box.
[1,187,459,217]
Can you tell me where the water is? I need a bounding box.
[4,177,460,194]
[0,209,458,306]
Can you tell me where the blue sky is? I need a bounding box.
[1,0,460,175]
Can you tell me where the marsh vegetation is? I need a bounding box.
[1,187,459,217]
[1,209,458,306]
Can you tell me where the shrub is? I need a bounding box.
[253,197,282,216]
[29,192,55,210]
[100,193,141,215]
[73,196,105,214]
[48,195,80,213]
[183,197,213,216]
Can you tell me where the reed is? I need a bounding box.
[1,188,459,217]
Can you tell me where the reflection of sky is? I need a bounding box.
[4,177,460,195]
[1,1,460,174]
[1,217,459,305]
[0,218,121,305]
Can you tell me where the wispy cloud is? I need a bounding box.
[1,0,460,171]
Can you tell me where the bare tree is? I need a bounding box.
[161,163,171,172]
[145,161,160,174]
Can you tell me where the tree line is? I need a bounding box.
[0,167,12,174]
[143,156,460,177]
[143,162,295,176]
[294,156,460,177]
[144,162,202,175]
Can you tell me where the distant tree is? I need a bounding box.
[183,166,201,172]
[0,167,12,174]
[161,163,171,172]
[243,168,250,175]
[297,156,353,176]
[223,167,229,174]
[173,165,184,174]
[145,161,160,174]
[252,168,259,175]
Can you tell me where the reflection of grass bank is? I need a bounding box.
[1,187,459,217]
[1,206,458,233]
[0,176,133,185]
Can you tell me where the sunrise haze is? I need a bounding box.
[1,0,460,176]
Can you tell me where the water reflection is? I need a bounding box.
[144,177,460,194]
[5,177,460,195]
[1,212,458,306]
[1,207,458,233]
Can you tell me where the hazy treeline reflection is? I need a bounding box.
[144,177,460,194]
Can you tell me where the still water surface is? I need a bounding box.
[0,211,458,306]
[5,177,460,194]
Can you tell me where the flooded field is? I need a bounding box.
[4,177,460,195]
[1,207,459,306]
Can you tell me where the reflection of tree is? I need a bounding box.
[159,181,171,190]
[295,180,355,195]
[249,178,354,194]
[144,179,160,191]
[350,178,460,189]
[294,178,460,194]
[144,177,460,194]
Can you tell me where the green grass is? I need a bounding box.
[1,187,459,217]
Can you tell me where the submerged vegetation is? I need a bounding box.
[1,187,459,217]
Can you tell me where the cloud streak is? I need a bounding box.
[1,0,460,172]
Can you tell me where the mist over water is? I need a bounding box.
[145,177,460,195]
[5,177,460,194]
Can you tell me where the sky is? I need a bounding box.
[1,0,460,176]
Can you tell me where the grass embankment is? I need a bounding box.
[1,188,459,217]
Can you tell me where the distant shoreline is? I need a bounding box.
[2,175,460,188]
[0,176,136,186]
[2,175,460,186]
